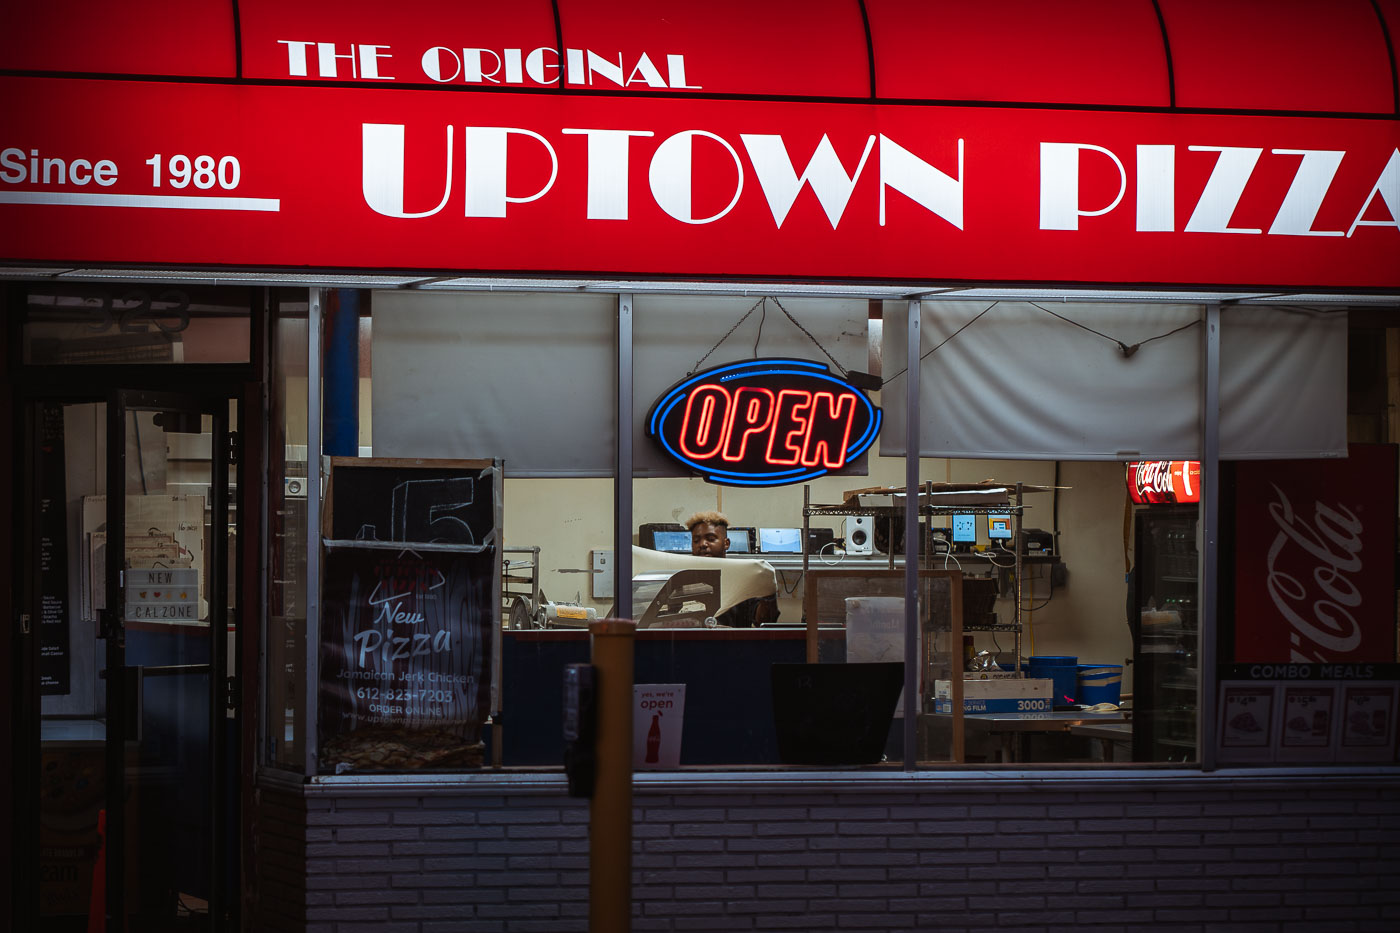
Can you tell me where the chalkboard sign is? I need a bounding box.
[320,457,503,771]
[326,458,499,547]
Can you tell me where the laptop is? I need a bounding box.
[757,527,802,554]
[727,526,754,553]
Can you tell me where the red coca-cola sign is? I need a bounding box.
[1126,460,1201,504]
[1233,445,1398,664]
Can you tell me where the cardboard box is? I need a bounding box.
[933,677,1054,713]
[964,669,1021,680]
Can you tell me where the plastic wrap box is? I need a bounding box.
[933,677,1054,713]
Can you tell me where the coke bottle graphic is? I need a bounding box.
[645,713,661,764]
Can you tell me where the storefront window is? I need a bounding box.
[313,290,617,773]
[281,288,1379,775]
[631,295,922,767]
[881,299,1204,765]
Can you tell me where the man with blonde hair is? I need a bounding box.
[683,510,779,627]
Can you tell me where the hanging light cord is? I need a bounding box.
[882,302,999,386]
[1027,301,1200,358]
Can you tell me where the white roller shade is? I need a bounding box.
[881,301,1345,461]
[372,291,617,475]
[1219,306,1347,459]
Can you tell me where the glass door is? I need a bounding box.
[20,391,233,932]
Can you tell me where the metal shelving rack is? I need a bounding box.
[802,482,1029,670]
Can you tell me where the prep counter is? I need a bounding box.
[491,627,848,766]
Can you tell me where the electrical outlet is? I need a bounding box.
[591,549,614,599]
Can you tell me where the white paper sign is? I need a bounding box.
[633,684,686,770]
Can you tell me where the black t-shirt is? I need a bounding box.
[718,593,779,628]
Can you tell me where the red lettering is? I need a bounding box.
[678,385,729,459]
[766,390,812,465]
[721,387,776,462]
[801,391,857,468]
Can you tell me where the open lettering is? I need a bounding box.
[678,385,857,469]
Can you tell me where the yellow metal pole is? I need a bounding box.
[589,619,636,933]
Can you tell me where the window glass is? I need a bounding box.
[22,283,252,364]
[633,295,922,767]
[318,290,616,773]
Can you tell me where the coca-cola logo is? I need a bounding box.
[1264,483,1365,662]
[1126,460,1200,504]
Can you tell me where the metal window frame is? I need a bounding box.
[304,289,323,777]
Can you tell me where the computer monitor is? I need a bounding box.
[651,530,693,553]
[988,514,1013,540]
[951,514,977,545]
[727,526,754,553]
[638,521,685,549]
[758,527,802,553]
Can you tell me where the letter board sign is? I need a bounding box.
[645,358,881,486]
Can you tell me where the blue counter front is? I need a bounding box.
[495,628,848,766]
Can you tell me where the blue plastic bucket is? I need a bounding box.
[1027,655,1078,704]
[1077,663,1123,706]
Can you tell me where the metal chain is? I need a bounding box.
[690,295,853,377]
[769,297,848,376]
[688,297,765,375]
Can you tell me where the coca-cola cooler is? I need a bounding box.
[1126,461,1202,762]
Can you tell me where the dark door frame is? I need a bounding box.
[6,282,269,933]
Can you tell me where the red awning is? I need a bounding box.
[3,0,1395,116]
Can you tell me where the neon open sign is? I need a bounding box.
[646,359,882,486]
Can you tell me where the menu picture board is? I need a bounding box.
[1219,683,1278,763]
[1337,685,1399,762]
[319,458,502,771]
[1217,676,1399,764]
[1278,685,1337,761]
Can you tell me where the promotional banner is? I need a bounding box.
[2,77,1397,287]
[633,684,686,769]
[319,545,494,769]
[1232,445,1398,664]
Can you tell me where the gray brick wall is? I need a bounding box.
[255,771,1400,933]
